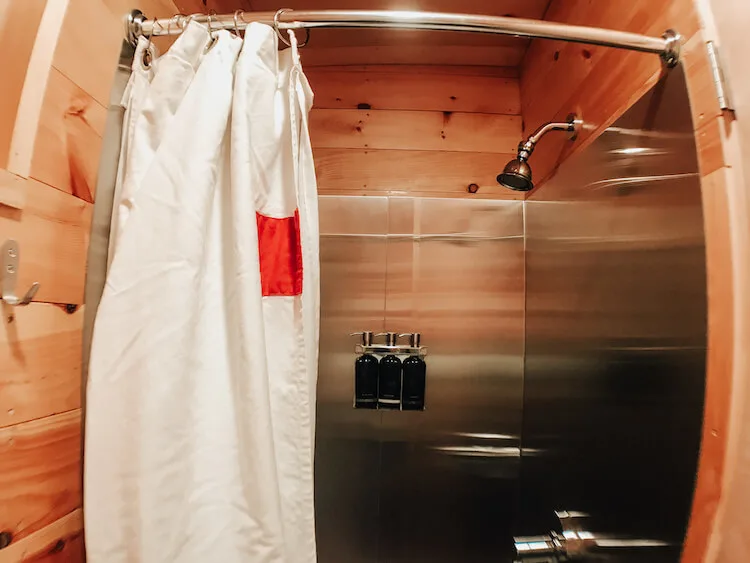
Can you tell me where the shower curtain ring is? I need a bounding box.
[298,26,310,48]
[180,13,196,29]
[233,10,244,36]
[143,17,162,68]
[273,9,310,48]
[168,13,185,37]
[205,10,218,51]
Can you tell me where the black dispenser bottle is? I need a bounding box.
[376,332,402,410]
[350,331,379,409]
[399,332,426,410]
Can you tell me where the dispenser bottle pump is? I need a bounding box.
[376,332,402,409]
[399,332,426,411]
[350,331,378,409]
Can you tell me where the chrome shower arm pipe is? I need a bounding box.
[128,10,681,66]
[518,114,581,161]
[527,121,576,146]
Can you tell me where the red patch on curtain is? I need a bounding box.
[256,210,303,296]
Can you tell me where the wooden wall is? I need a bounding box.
[688,3,750,561]
[519,2,747,562]
[1,2,746,562]
[307,66,523,199]
[0,0,176,560]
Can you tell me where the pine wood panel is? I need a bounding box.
[314,148,520,198]
[243,0,553,66]
[0,509,82,563]
[687,1,750,559]
[695,117,727,177]
[29,68,107,203]
[0,305,83,429]
[301,45,526,67]
[520,0,702,188]
[680,166,734,563]
[0,177,92,306]
[104,0,183,19]
[173,0,251,13]
[1,0,182,558]
[5,0,70,181]
[0,169,27,211]
[309,109,521,153]
[53,0,126,107]
[316,65,519,78]
[307,67,520,114]
[0,0,48,170]
[0,410,82,548]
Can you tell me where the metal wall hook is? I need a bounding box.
[1,240,40,307]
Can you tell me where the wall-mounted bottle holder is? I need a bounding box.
[350,331,427,411]
[353,344,428,357]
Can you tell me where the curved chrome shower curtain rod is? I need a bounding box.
[126,9,681,67]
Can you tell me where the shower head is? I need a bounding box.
[497,113,581,192]
[497,157,534,192]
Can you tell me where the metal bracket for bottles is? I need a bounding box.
[355,344,427,357]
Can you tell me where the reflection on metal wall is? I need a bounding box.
[316,196,526,563]
[522,65,706,562]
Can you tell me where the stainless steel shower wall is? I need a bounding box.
[316,196,526,563]
[522,65,706,561]
[316,196,388,563]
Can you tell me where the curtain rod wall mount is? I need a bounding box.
[125,9,682,67]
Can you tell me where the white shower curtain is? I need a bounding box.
[84,21,319,563]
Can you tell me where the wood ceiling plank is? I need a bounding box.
[308,67,520,114]
[310,109,522,153]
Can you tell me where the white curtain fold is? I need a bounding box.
[85,22,319,563]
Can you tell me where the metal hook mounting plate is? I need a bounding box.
[1,240,40,307]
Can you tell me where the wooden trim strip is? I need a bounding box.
[680,166,735,563]
[6,0,70,179]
